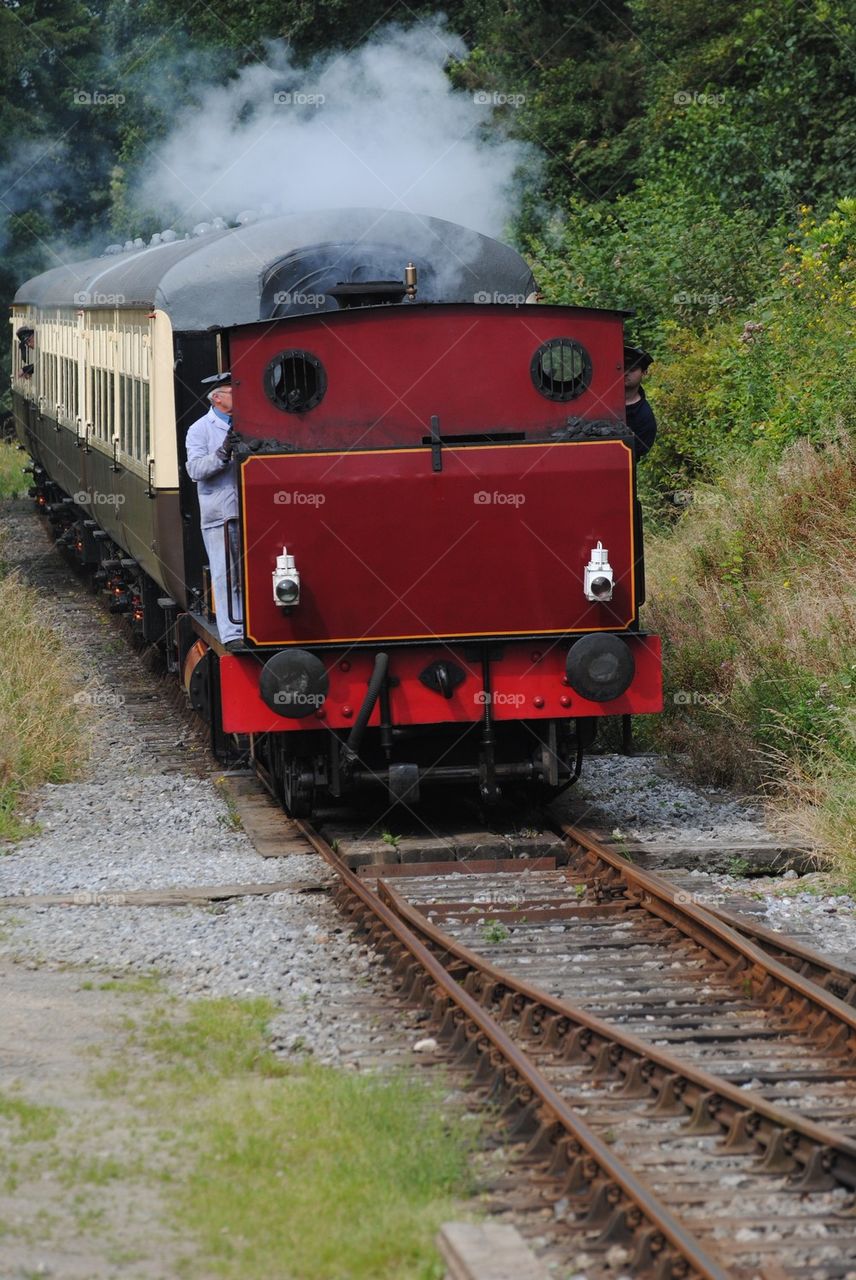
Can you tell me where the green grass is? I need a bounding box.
[0,562,84,841]
[480,920,510,944]
[0,1091,62,1143]
[97,973,164,995]
[58,1153,139,1188]
[213,777,243,832]
[121,997,479,1280]
[0,441,28,499]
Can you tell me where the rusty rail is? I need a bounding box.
[708,900,856,1006]
[559,821,856,1053]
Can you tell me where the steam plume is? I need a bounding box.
[134,23,534,239]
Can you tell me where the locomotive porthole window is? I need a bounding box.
[263,350,327,413]
[531,338,592,401]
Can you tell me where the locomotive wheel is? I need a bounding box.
[281,757,316,818]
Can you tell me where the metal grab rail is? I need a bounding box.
[222,518,243,627]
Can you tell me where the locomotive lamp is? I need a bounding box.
[584,542,614,602]
[272,547,300,607]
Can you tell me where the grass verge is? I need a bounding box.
[0,1090,62,1144]
[0,440,28,499]
[114,996,480,1280]
[646,434,856,877]
[0,558,84,840]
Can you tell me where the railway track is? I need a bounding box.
[293,818,856,1279]
[559,823,856,1011]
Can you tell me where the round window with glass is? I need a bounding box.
[530,338,592,401]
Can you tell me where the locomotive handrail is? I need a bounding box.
[222,518,242,626]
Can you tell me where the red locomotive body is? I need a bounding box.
[219,301,661,809]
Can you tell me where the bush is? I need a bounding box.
[526,200,855,498]
[646,435,856,870]
[650,202,856,483]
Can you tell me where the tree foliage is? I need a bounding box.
[0,0,853,417]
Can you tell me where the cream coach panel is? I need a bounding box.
[148,308,178,489]
[35,308,81,430]
[115,314,150,471]
[84,310,115,450]
[74,307,177,483]
[11,303,177,488]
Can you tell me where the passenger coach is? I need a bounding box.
[11,209,662,813]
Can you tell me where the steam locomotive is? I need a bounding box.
[11,208,662,814]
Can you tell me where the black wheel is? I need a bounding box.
[281,755,316,818]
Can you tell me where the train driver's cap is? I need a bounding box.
[200,371,232,387]
[623,345,653,371]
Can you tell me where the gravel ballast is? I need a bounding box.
[562,753,856,966]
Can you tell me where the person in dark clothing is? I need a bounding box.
[623,345,657,458]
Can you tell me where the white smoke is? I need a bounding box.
[134,23,534,239]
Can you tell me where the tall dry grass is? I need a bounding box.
[0,567,84,839]
[646,435,856,874]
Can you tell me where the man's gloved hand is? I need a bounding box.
[217,430,242,462]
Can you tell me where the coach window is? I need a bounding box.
[106,371,114,439]
[45,353,57,409]
[134,380,143,459]
[69,360,79,419]
[121,376,129,455]
[142,382,150,458]
[16,327,34,378]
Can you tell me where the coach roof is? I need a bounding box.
[14,208,537,330]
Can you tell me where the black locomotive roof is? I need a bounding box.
[14,208,537,330]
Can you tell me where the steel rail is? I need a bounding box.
[295,819,733,1280]
[376,876,856,1190]
[707,902,856,1005]
[559,822,856,1052]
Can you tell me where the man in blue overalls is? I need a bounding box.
[185,372,244,650]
